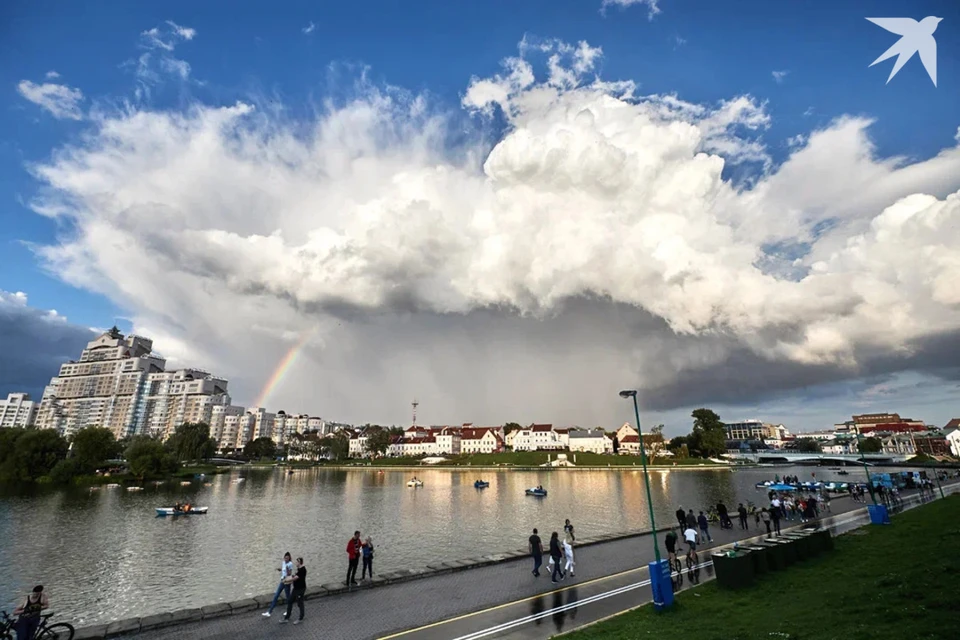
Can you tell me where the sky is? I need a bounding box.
[1,0,959,436]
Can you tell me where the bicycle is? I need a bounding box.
[685,547,700,584]
[668,551,684,590]
[1,610,75,639]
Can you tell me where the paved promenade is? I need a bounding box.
[101,488,918,640]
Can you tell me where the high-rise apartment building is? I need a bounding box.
[36,327,165,438]
[138,369,230,439]
[35,327,230,440]
[0,392,38,428]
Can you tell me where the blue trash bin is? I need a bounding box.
[868,504,891,525]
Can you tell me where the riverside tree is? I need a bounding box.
[0,428,69,482]
[165,422,216,462]
[689,409,727,458]
[365,428,392,457]
[126,436,179,479]
[71,426,121,473]
[244,436,277,460]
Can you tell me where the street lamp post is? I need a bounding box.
[619,390,661,564]
[854,425,879,506]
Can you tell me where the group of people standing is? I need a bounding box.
[528,519,576,583]
[345,531,376,585]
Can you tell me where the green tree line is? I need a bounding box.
[0,422,219,485]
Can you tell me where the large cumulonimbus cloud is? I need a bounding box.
[24,38,960,425]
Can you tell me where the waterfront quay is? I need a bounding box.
[81,481,957,640]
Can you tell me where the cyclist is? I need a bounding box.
[683,526,700,566]
[664,530,680,571]
[13,584,48,640]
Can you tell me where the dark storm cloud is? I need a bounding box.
[0,292,96,398]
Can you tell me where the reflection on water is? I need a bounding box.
[0,465,902,625]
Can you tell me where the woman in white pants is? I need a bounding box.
[563,532,575,577]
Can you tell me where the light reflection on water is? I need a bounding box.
[0,465,895,625]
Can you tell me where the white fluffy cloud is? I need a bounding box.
[22,38,960,426]
[130,20,197,96]
[602,0,661,20]
[17,79,84,120]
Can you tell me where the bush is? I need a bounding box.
[49,458,85,484]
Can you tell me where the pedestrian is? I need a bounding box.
[549,532,565,583]
[345,530,362,586]
[770,502,782,535]
[737,503,748,529]
[822,491,832,513]
[263,552,294,617]
[675,506,686,530]
[563,530,576,577]
[13,585,48,640]
[529,528,543,577]
[761,507,772,535]
[716,502,731,529]
[697,511,712,542]
[564,518,576,542]
[685,509,697,530]
[280,557,306,625]
[361,536,375,580]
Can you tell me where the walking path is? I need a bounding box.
[95,486,947,640]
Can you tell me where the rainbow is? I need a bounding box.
[252,328,318,408]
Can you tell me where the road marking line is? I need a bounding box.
[376,565,648,640]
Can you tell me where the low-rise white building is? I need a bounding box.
[513,424,564,451]
[944,422,960,457]
[461,427,503,454]
[568,429,612,454]
[0,392,38,428]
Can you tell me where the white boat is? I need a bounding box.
[155,507,209,516]
[407,479,424,487]
[180,481,192,486]
[105,483,120,489]
[126,486,143,492]
[232,478,245,484]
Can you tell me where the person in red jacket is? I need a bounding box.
[345,531,362,586]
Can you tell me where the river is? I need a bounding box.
[0,464,912,625]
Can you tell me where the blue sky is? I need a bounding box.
[1,0,958,433]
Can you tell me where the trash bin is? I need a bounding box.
[868,504,891,525]
[742,544,770,575]
[759,540,785,571]
[783,532,814,560]
[766,537,797,565]
[712,550,754,590]
[811,528,834,552]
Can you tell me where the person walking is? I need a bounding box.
[361,536,375,580]
[549,532,565,583]
[263,552,294,617]
[770,502,782,536]
[13,585,48,640]
[697,511,712,542]
[760,507,772,535]
[345,530,362,586]
[685,509,697,530]
[280,557,307,625]
[675,506,686,530]
[563,519,576,542]
[737,503,748,529]
[529,528,543,577]
[562,530,576,577]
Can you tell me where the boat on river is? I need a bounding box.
[126,486,143,492]
[155,507,208,516]
[407,479,423,487]
[755,480,823,491]
[525,487,547,497]
[837,470,849,476]
[474,480,490,489]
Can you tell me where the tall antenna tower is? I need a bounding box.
[412,399,419,426]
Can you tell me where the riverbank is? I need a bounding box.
[285,451,731,469]
[563,493,960,640]
[87,481,959,640]
[71,489,861,639]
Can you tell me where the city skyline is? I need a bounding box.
[1,1,959,434]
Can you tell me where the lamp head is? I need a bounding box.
[619,390,637,399]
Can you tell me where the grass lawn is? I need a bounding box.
[564,495,960,640]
